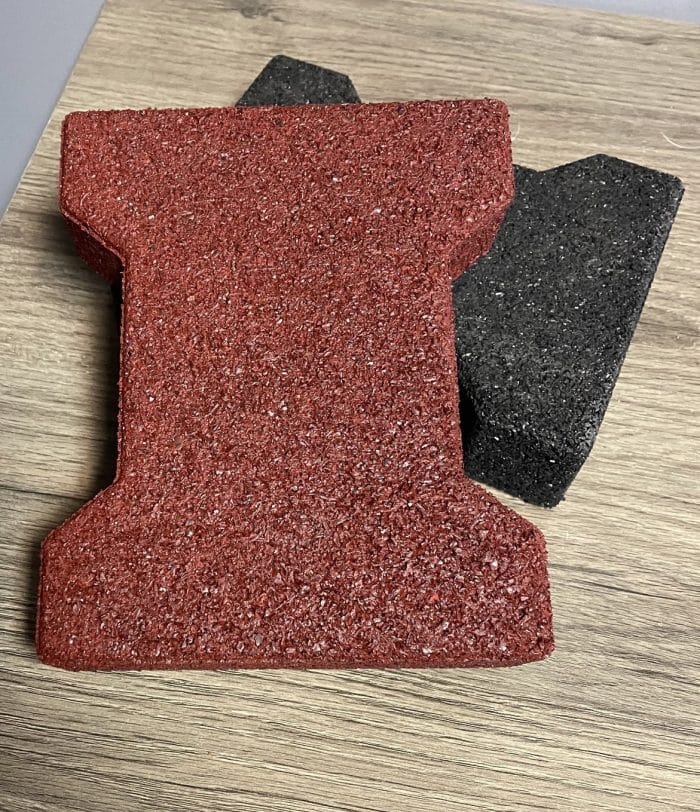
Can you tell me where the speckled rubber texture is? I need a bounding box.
[108,56,358,324]
[237,54,360,107]
[37,99,553,671]
[454,157,684,506]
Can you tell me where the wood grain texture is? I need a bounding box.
[1,0,698,809]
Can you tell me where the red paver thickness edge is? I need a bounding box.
[37,100,554,670]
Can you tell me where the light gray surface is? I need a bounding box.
[0,0,698,217]
[0,0,103,216]
[535,0,700,20]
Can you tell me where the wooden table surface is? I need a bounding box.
[1,1,698,809]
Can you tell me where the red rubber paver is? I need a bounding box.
[37,100,553,670]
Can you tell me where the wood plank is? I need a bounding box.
[0,0,698,809]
